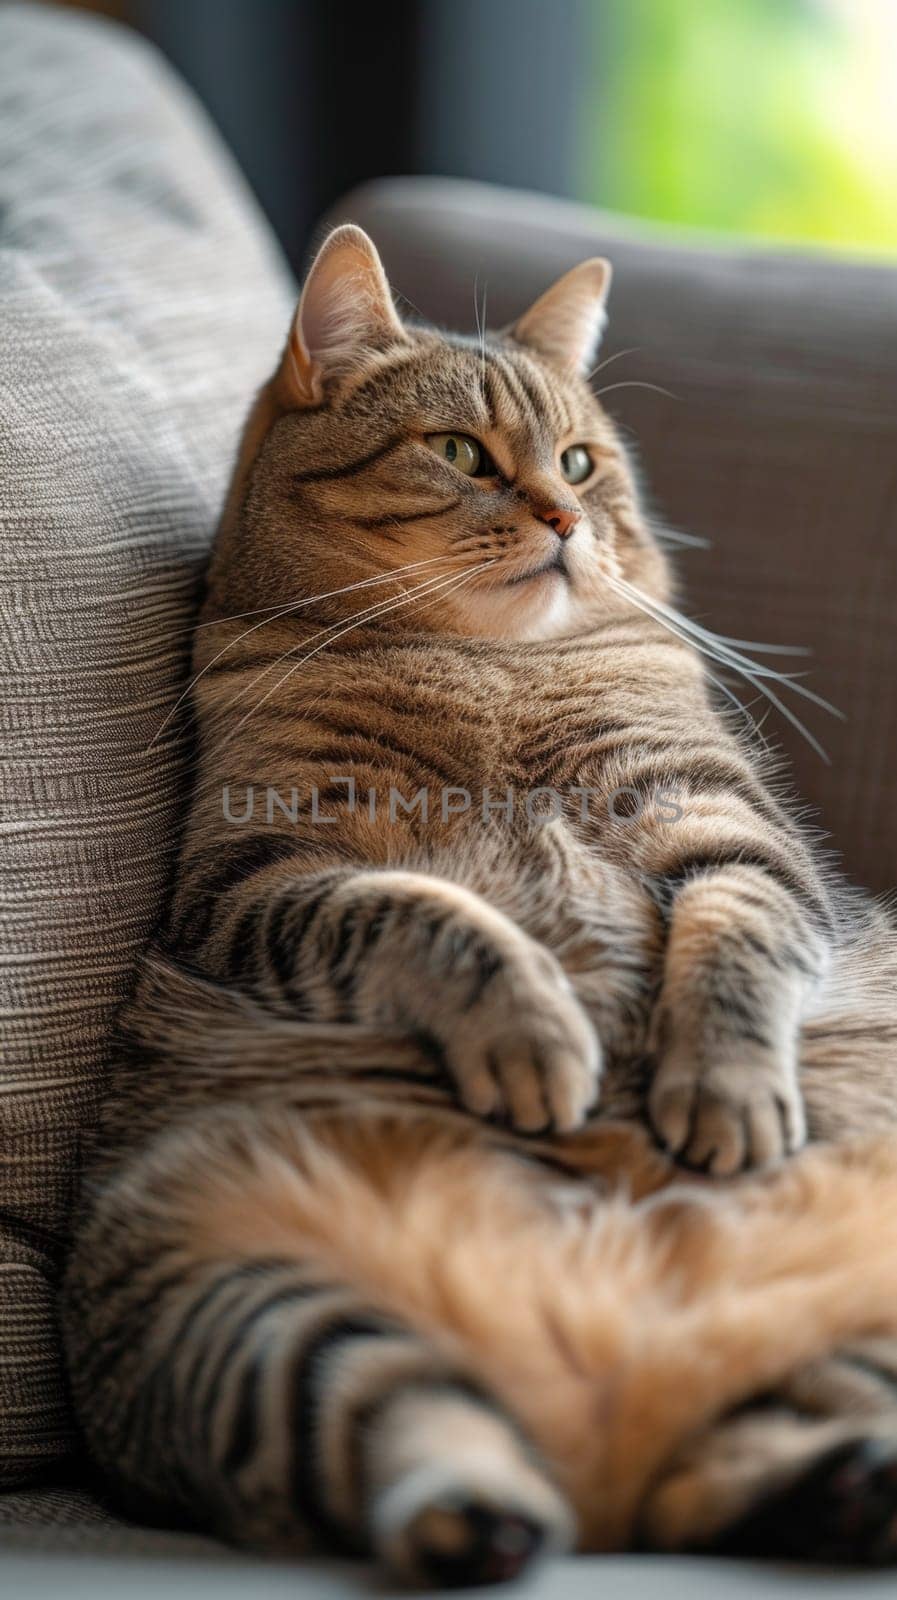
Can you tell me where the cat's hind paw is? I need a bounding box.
[375,1485,559,1588]
[717,1435,897,1564]
[367,1386,574,1586]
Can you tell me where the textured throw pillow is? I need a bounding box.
[0,3,294,1482]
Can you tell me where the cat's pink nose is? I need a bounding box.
[539,506,578,540]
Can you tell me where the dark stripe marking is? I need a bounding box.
[289,1311,410,1541]
[291,435,405,486]
[658,847,829,928]
[357,499,462,530]
[175,834,307,953]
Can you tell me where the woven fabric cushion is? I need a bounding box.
[0,3,294,1482]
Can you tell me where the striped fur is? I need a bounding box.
[63,228,897,1583]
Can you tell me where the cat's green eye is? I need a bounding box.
[426,433,494,477]
[560,444,594,485]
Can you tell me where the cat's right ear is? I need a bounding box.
[276,225,409,408]
[509,257,612,376]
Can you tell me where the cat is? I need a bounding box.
[62,226,897,1586]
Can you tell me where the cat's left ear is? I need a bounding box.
[278,224,409,407]
[508,258,612,377]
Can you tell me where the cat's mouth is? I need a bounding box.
[504,550,569,587]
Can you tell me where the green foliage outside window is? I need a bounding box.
[580,0,897,255]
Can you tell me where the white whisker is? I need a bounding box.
[594,379,680,403]
[473,275,488,401]
[210,560,473,732]
[703,667,775,756]
[405,564,485,620]
[604,574,841,764]
[192,556,454,631]
[214,561,496,755]
[146,557,456,749]
[585,345,642,383]
[654,525,713,550]
[614,578,840,715]
[716,634,811,657]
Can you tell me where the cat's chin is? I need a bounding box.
[516,581,578,641]
[448,574,583,642]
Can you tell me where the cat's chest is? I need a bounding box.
[440,646,652,786]
[363,646,635,783]
[253,634,691,801]
[388,644,661,796]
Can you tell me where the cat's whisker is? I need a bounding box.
[211,559,475,732]
[147,557,459,749]
[613,577,841,714]
[472,275,488,404]
[214,562,496,754]
[405,564,487,620]
[616,598,833,763]
[703,666,776,757]
[191,556,456,632]
[585,345,642,383]
[393,287,428,324]
[654,525,712,550]
[604,574,838,763]
[594,379,680,403]
[716,635,811,657]
[213,562,496,755]
[690,623,830,704]
[607,576,810,705]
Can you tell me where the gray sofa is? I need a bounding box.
[2,3,895,1596]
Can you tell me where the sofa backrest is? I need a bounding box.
[0,3,293,1482]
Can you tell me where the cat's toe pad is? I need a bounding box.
[649,1057,805,1175]
[451,984,601,1135]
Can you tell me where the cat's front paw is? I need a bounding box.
[447,953,601,1135]
[649,1053,806,1176]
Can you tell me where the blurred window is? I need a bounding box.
[579,0,897,255]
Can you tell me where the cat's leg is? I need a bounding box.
[640,1342,897,1563]
[63,1112,572,1585]
[645,861,831,1175]
[639,917,897,1559]
[176,846,600,1134]
[596,776,833,1174]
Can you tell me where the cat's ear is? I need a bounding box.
[508,258,612,377]
[278,225,408,407]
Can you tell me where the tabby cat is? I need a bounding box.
[63,227,897,1586]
